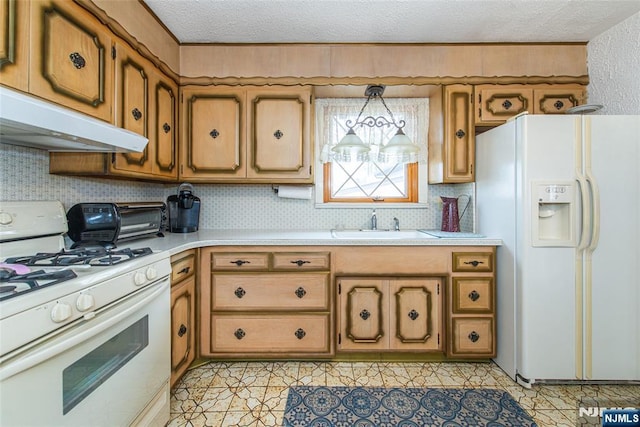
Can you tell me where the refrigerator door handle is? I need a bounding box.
[576,175,591,251]
[585,174,600,252]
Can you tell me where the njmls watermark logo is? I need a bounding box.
[578,398,640,426]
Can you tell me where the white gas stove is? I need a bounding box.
[0,200,171,427]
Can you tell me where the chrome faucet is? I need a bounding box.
[393,217,400,231]
[371,209,377,230]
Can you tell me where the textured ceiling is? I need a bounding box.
[143,0,640,44]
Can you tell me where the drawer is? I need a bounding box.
[170,250,196,283]
[211,252,269,271]
[212,274,329,310]
[450,318,494,356]
[452,278,494,313]
[211,314,330,353]
[452,252,494,272]
[272,252,330,271]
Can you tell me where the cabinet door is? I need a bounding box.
[29,0,113,122]
[150,70,178,179]
[113,42,150,175]
[533,88,585,114]
[246,86,312,182]
[389,278,442,351]
[475,85,532,125]
[170,276,196,387]
[180,86,245,180]
[0,0,28,90]
[443,85,474,182]
[338,278,387,351]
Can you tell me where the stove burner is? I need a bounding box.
[5,247,153,267]
[0,269,78,301]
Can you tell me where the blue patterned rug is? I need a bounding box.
[283,386,537,427]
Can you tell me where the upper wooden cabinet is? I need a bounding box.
[429,84,475,184]
[180,85,313,183]
[0,0,29,91]
[29,0,114,122]
[49,41,178,181]
[475,84,586,125]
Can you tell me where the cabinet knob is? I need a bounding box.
[463,260,484,267]
[554,100,565,110]
[234,328,246,340]
[131,108,142,121]
[274,129,284,139]
[234,287,246,298]
[294,328,306,339]
[69,52,86,69]
[455,129,466,139]
[502,100,513,110]
[468,331,480,343]
[360,309,371,320]
[210,129,220,139]
[177,324,187,337]
[178,266,190,275]
[230,260,250,266]
[291,260,310,267]
[295,287,306,298]
[407,309,419,320]
[468,290,480,301]
[163,122,171,133]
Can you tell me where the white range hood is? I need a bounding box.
[0,86,148,152]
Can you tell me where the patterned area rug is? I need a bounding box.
[283,386,537,427]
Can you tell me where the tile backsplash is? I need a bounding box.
[1,144,474,231]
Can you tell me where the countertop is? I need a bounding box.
[126,229,502,258]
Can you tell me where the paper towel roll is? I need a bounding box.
[277,185,313,200]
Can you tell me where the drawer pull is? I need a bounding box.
[360,309,370,320]
[468,290,480,301]
[291,260,311,267]
[468,331,480,343]
[295,287,306,298]
[210,129,220,139]
[230,260,250,266]
[131,108,142,121]
[234,287,246,298]
[178,266,191,275]
[177,324,187,337]
[295,328,306,339]
[464,260,484,267]
[163,122,171,133]
[274,129,284,139]
[408,309,419,321]
[234,328,246,340]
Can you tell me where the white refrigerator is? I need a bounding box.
[475,114,639,387]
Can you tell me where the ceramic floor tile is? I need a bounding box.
[529,409,575,427]
[257,409,284,427]
[261,386,289,412]
[266,362,299,387]
[352,362,384,387]
[379,362,414,387]
[297,361,326,385]
[176,364,219,389]
[170,387,209,413]
[221,411,260,427]
[227,386,267,412]
[197,387,235,412]
[325,362,355,386]
[501,384,558,410]
[210,365,247,388]
[241,364,272,388]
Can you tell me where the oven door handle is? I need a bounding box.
[0,278,169,381]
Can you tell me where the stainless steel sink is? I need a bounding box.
[330,229,439,239]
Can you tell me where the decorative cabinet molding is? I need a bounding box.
[29,0,114,122]
[0,0,28,90]
[180,85,313,183]
[429,84,475,183]
[170,250,197,387]
[337,277,443,352]
[475,84,586,125]
[200,248,333,358]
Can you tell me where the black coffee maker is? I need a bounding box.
[166,183,201,233]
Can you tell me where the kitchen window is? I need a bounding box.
[315,97,429,205]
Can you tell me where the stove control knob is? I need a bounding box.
[76,293,95,312]
[134,271,147,286]
[51,302,72,323]
[145,267,157,280]
[0,212,12,225]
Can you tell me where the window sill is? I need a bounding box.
[314,202,429,209]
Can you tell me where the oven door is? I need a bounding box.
[0,278,170,427]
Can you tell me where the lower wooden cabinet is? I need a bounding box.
[337,277,443,352]
[200,247,333,358]
[170,250,197,387]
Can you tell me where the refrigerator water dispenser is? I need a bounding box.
[532,182,575,247]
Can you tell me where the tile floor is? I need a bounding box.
[168,361,640,427]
